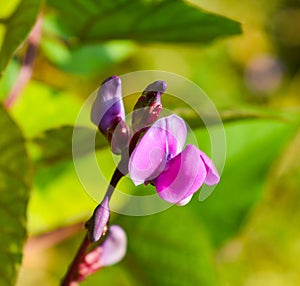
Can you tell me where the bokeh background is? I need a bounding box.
[0,0,300,285]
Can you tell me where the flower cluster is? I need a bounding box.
[91,75,220,205]
[74,76,220,283]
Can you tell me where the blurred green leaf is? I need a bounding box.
[216,131,300,285]
[191,119,297,247]
[47,0,241,45]
[0,58,19,100]
[28,160,95,234]
[0,105,32,285]
[41,38,135,75]
[177,106,288,129]
[109,207,217,286]
[0,0,42,74]
[10,81,83,138]
[30,106,298,167]
[31,125,107,166]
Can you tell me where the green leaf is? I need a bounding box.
[47,0,241,45]
[174,104,299,129]
[0,58,19,100]
[10,81,83,138]
[30,106,295,167]
[31,125,107,166]
[30,110,285,167]
[110,207,217,286]
[0,104,32,285]
[41,37,135,75]
[0,0,42,74]
[191,119,297,247]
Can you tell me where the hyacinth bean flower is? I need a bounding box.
[132,80,167,133]
[78,225,127,282]
[129,115,220,205]
[91,76,130,154]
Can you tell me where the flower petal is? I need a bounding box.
[176,194,193,206]
[144,80,167,93]
[129,115,187,185]
[198,150,220,185]
[154,144,207,204]
[101,225,127,266]
[162,115,187,157]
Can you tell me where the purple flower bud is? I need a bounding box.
[132,80,167,133]
[78,225,127,281]
[91,76,130,154]
[86,196,110,242]
[91,76,123,130]
[100,225,127,266]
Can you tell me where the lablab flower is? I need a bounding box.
[128,115,220,205]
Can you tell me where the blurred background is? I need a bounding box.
[1,0,300,285]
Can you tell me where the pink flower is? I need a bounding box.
[129,115,220,205]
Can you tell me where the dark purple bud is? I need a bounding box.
[86,196,110,242]
[91,76,131,154]
[132,80,167,133]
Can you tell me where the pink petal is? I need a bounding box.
[198,150,220,185]
[154,144,207,204]
[161,115,187,157]
[176,194,193,206]
[129,115,186,185]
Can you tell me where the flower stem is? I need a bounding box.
[105,154,128,200]
[60,155,128,285]
[60,234,90,286]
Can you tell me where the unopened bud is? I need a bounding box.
[91,76,130,154]
[132,80,167,133]
[110,118,131,154]
[86,196,110,242]
[100,225,127,266]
